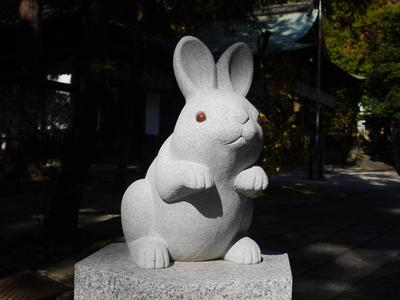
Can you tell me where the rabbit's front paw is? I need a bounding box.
[234,166,268,193]
[224,237,261,264]
[184,163,214,190]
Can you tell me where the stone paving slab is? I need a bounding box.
[306,248,389,283]
[362,235,400,259]
[266,225,344,253]
[350,225,393,234]
[2,169,398,300]
[324,229,383,249]
[293,275,351,300]
[255,170,400,299]
[339,275,400,300]
[371,260,400,280]
[288,249,332,277]
[388,227,400,235]
[333,291,378,300]
[300,241,352,258]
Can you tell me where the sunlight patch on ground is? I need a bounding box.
[79,207,101,213]
[78,214,120,228]
[379,207,400,216]
[300,190,315,195]
[305,242,350,256]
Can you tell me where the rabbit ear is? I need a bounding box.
[173,36,217,100]
[217,43,253,97]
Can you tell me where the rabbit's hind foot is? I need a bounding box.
[224,237,261,265]
[128,237,170,269]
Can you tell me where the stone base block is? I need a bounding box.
[74,243,292,299]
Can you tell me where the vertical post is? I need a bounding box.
[315,0,323,180]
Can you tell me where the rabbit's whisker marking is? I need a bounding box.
[225,136,248,146]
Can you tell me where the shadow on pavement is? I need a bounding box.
[0,169,399,299]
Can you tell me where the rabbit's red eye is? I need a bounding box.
[196,111,206,122]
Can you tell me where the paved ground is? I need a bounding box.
[0,167,399,299]
[252,169,400,299]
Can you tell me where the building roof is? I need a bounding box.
[192,4,318,54]
[191,1,364,92]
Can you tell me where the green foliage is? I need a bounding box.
[325,89,358,137]
[324,17,371,75]
[256,1,373,171]
[325,1,400,164]
[362,4,400,121]
[325,1,400,121]
[323,88,360,163]
[323,0,372,29]
[257,86,309,174]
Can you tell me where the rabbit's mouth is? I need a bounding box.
[225,135,248,147]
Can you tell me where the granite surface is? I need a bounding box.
[74,243,292,299]
[121,36,268,269]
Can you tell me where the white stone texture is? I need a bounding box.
[121,36,268,269]
[74,243,292,300]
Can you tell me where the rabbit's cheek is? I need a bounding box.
[242,123,257,141]
[221,134,242,146]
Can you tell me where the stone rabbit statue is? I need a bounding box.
[121,36,268,269]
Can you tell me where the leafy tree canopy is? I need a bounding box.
[325,0,400,121]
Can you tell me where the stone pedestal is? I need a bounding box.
[74,243,292,299]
